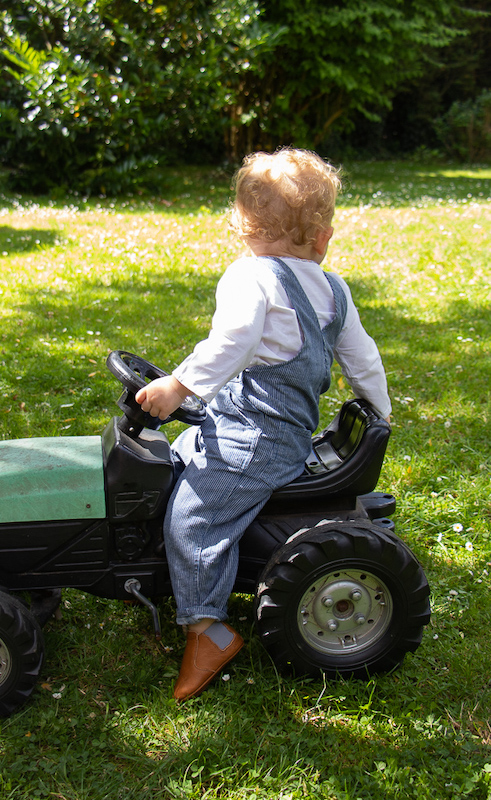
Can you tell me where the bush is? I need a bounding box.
[0,36,181,195]
[435,90,491,162]
[0,1,269,195]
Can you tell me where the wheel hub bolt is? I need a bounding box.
[355,613,366,625]
[322,596,334,609]
[350,590,362,602]
[327,619,338,631]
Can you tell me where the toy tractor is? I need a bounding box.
[0,351,430,716]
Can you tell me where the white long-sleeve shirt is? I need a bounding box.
[173,256,391,419]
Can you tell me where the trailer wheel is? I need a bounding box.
[254,521,430,678]
[0,591,45,717]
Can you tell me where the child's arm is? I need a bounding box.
[135,259,266,420]
[332,278,391,421]
[135,375,191,420]
[170,258,268,402]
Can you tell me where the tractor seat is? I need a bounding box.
[267,398,391,505]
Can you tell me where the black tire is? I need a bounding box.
[0,591,45,717]
[254,520,430,678]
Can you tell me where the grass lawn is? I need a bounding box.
[0,159,490,799]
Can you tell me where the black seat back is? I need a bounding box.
[265,399,391,509]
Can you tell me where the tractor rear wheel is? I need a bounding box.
[254,521,430,678]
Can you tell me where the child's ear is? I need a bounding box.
[314,227,334,255]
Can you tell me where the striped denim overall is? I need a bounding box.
[164,257,348,625]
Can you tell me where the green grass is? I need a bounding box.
[0,160,491,799]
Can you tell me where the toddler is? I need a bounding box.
[136,148,391,701]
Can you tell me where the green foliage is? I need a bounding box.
[233,0,470,155]
[0,0,275,193]
[0,0,485,192]
[355,0,491,159]
[435,90,491,162]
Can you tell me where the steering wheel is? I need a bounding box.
[106,350,206,428]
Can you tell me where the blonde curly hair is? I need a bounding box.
[230,148,342,247]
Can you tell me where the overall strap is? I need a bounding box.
[323,271,348,342]
[228,256,347,431]
[258,256,325,355]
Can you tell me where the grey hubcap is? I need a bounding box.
[297,569,392,654]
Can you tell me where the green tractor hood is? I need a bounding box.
[0,436,106,523]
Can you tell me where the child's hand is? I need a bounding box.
[135,375,191,420]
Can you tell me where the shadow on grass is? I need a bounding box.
[338,161,491,207]
[20,576,491,799]
[0,266,220,437]
[346,274,490,366]
[1,268,490,438]
[0,226,61,254]
[2,268,218,358]
[330,275,490,421]
[92,163,491,214]
[7,265,491,362]
[1,161,489,217]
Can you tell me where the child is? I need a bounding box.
[136,148,391,701]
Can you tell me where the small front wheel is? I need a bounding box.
[254,521,430,678]
[0,591,45,717]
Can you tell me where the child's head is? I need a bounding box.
[230,148,341,250]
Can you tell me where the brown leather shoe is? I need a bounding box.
[173,623,244,701]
